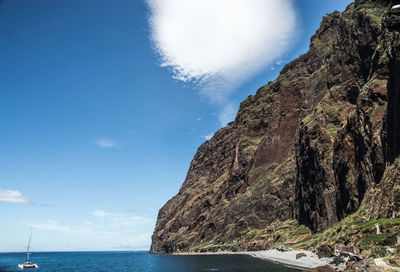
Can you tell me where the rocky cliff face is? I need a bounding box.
[151,0,400,253]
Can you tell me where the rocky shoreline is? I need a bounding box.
[173,249,332,270]
[246,249,334,270]
[172,249,394,271]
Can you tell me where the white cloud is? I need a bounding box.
[218,103,237,126]
[95,138,119,148]
[0,189,31,204]
[29,212,154,238]
[22,208,156,251]
[202,134,213,141]
[109,215,150,227]
[91,210,151,227]
[30,220,90,235]
[147,0,296,102]
[91,210,108,217]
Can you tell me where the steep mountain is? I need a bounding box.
[151,0,400,255]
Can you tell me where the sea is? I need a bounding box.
[0,251,301,272]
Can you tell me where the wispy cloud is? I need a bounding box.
[218,103,237,127]
[28,210,154,243]
[91,210,108,217]
[27,217,153,251]
[202,134,213,141]
[147,0,296,102]
[91,210,151,227]
[0,189,31,204]
[94,138,120,148]
[30,220,90,235]
[91,209,125,218]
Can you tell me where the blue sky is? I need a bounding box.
[0,0,352,252]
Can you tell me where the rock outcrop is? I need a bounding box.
[151,0,400,253]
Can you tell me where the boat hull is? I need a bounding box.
[18,262,38,269]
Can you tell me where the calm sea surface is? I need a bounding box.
[0,251,301,272]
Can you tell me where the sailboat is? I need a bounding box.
[18,228,38,269]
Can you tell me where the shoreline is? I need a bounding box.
[246,250,333,269]
[173,249,334,270]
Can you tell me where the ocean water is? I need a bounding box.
[0,251,301,272]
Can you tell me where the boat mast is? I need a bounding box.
[26,228,32,262]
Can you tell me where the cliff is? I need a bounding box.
[151,0,400,255]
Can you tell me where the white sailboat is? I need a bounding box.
[18,228,38,269]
